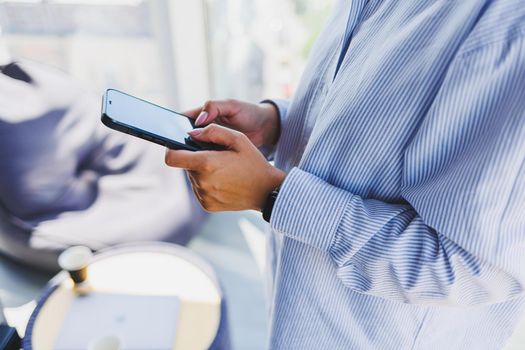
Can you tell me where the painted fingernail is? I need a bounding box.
[195,111,209,126]
[188,129,203,137]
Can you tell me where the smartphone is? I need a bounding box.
[101,89,219,151]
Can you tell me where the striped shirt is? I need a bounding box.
[266,0,525,349]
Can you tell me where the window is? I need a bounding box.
[0,0,335,107]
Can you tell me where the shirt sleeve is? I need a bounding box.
[259,99,290,160]
[270,36,525,306]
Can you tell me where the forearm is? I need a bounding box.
[271,168,524,306]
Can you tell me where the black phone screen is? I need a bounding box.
[103,89,193,145]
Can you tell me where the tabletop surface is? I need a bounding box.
[30,247,222,350]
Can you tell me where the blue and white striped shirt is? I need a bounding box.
[266,0,525,348]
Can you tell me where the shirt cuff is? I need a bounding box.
[270,167,353,252]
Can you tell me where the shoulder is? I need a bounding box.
[458,0,525,57]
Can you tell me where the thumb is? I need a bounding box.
[189,124,245,150]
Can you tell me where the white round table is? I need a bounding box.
[23,243,230,350]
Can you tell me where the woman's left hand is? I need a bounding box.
[165,124,286,212]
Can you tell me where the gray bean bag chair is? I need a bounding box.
[0,61,206,271]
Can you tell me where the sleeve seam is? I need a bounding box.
[459,26,525,60]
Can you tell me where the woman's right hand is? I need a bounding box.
[184,100,280,148]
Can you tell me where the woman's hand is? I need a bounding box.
[184,99,280,148]
[165,124,286,212]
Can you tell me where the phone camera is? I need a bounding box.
[109,100,112,104]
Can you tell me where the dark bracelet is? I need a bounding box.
[262,187,280,223]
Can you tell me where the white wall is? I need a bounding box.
[157,0,211,110]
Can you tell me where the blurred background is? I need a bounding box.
[0,0,334,109]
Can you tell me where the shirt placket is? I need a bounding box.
[294,0,370,166]
[334,0,368,80]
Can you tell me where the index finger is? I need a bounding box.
[183,106,203,119]
[165,149,207,170]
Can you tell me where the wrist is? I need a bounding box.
[258,102,281,147]
[255,166,286,212]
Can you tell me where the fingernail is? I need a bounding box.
[195,111,209,126]
[188,129,203,137]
